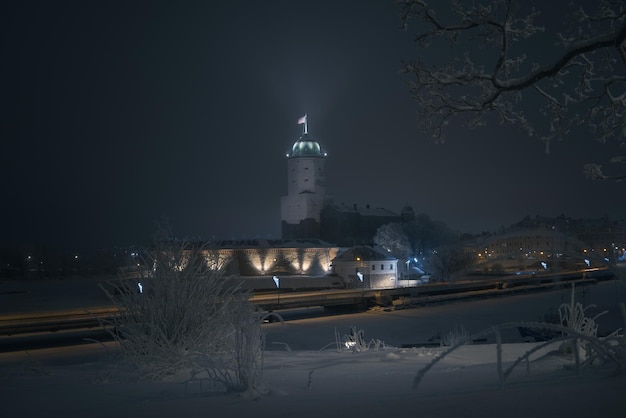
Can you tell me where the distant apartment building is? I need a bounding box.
[466,215,626,266]
[470,227,574,260]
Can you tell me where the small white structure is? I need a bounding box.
[331,246,398,289]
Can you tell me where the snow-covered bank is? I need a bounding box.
[1,342,624,418]
[1,278,625,417]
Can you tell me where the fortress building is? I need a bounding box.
[280,116,413,244]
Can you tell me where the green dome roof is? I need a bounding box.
[289,134,326,158]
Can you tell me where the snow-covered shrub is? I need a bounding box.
[412,321,623,391]
[442,325,469,347]
[200,301,280,395]
[411,285,625,391]
[558,283,607,358]
[100,231,267,393]
[334,326,387,352]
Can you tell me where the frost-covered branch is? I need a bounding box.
[400,0,626,179]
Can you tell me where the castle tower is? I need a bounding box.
[281,118,327,239]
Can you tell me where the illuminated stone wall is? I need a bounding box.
[197,243,339,277]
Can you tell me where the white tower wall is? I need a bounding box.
[287,157,326,196]
[280,133,327,227]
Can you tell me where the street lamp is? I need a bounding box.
[406,259,411,285]
[273,275,280,308]
[356,269,364,306]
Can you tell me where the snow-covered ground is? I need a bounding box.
[1,341,625,418]
[1,278,625,417]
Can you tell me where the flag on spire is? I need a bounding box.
[298,114,308,134]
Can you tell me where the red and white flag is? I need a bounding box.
[297,115,307,125]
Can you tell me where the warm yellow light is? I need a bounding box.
[288,251,316,273]
[247,252,277,274]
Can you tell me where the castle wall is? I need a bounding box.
[197,245,339,277]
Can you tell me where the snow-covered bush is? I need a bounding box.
[558,283,607,358]
[442,325,469,347]
[412,284,625,391]
[334,326,387,352]
[412,321,623,391]
[100,230,267,394]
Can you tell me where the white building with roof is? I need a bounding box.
[331,246,398,289]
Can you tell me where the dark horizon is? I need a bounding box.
[3,0,625,253]
[2,211,624,260]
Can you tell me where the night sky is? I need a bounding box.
[2,0,624,253]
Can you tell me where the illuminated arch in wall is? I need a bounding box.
[285,248,313,274]
[245,247,335,276]
[245,248,280,275]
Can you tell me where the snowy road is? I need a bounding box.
[1,278,624,366]
[262,279,626,350]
